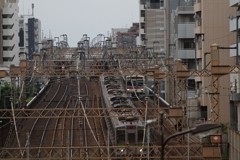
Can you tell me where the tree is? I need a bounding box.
[0,82,11,126]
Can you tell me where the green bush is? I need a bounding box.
[26,97,34,103]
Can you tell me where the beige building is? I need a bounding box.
[194,0,236,123]
[139,0,165,52]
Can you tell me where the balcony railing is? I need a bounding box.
[179,48,195,50]
[178,22,195,24]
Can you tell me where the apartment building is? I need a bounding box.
[139,0,165,51]
[228,0,240,159]
[0,0,20,67]
[168,0,195,57]
[229,0,240,132]
[194,0,235,124]
[170,6,199,126]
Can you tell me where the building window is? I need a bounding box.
[183,40,195,49]
[141,10,145,18]
[200,106,207,121]
[3,57,12,62]
[188,79,195,90]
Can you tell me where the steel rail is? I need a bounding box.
[36,82,69,158]
[18,82,62,159]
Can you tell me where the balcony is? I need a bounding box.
[140,28,145,35]
[34,23,39,28]
[140,4,145,10]
[35,30,39,35]
[194,0,201,12]
[230,93,240,101]
[230,43,240,57]
[177,6,194,14]
[2,8,15,15]
[229,18,240,32]
[230,0,238,7]
[178,24,195,38]
[3,51,15,58]
[2,29,14,36]
[3,40,15,47]
[177,49,195,59]
[2,19,14,25]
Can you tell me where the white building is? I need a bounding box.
[0,0,20,67]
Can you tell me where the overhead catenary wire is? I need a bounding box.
[11,100,24,157]
[77,78,103,153]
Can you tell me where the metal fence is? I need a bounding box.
[228,127,240,159]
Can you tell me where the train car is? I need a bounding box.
[125,75,145,97]
[100,76,147,156]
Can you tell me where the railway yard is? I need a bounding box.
[0,76,203,160]
[0,37,226,159]
[3,0,240,159]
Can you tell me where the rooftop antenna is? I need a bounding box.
[49,30,51,39]
[32,3,34,16]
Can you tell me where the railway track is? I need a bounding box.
[2,78,107,159]
[22,79,69,158]
[0,77,204,159]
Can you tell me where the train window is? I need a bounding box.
[128,133,135,144]
[113,104,132,108]
[127,81,132,87]
[138,130,144,143]
[117,131,125,144]
[112,100,127,105]
[127,80,143,87]
[110,97,127,101]
[136,81,143,86]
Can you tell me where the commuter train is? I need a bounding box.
[125,75,145,97]
[100,76,147,156]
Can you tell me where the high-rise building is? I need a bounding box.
[139,0,165,51]
[0,0,20,67]
[19,15,41,60]
[171,6,195,96]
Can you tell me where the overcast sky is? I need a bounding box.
[18,0,139,47]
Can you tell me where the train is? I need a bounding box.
[125,75,145,97]
[100,76,147,156]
